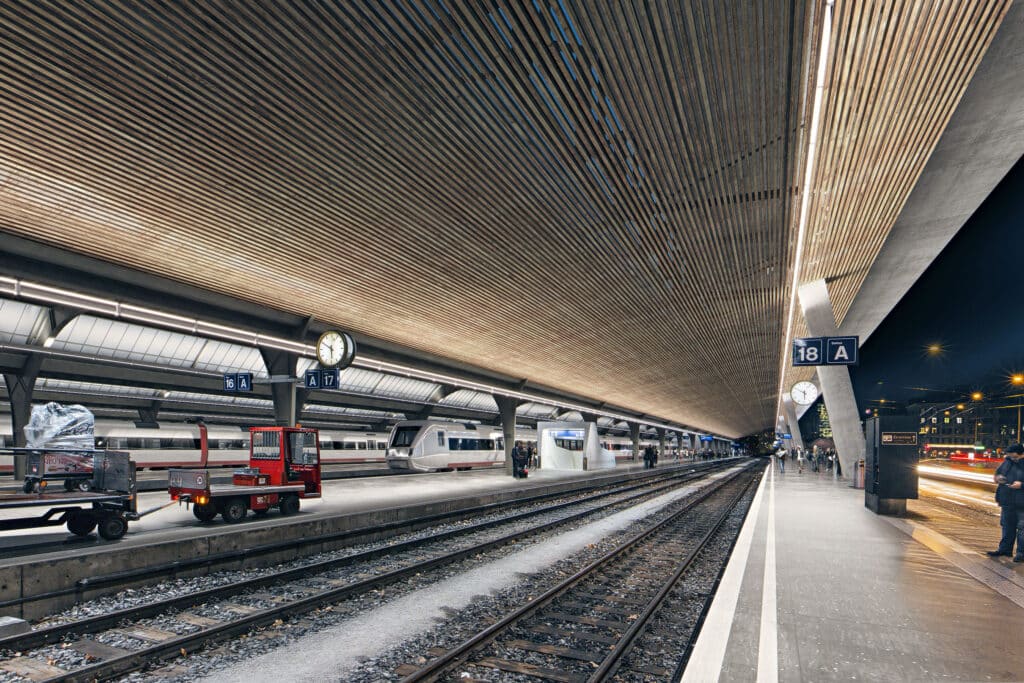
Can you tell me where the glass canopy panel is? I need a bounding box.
[0,298,48,344]
[438,389,498,412]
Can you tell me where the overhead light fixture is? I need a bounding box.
[2,274,712,438]
[777,0,834,419]
[42,336,55,348]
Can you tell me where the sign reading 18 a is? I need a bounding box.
[792,336,859,366]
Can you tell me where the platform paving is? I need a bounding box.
[685,462,1024,682]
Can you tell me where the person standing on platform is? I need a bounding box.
[797,448,805,474]
[776,447,786,473]
[988,443,1024,560]
[511,441,527,479]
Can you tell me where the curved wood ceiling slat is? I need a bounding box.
[0,1,1009,437]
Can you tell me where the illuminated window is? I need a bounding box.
[944,418,950,424]
[956,417,963,424]
[931,417,937,424]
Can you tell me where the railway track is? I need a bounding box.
[397,465,759,682]
[0,463,737,682]
[0,461,730,614]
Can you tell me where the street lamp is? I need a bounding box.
[971,391,983,401]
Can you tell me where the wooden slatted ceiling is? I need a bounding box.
[0,2,1006,438]
[780,0,1011,400]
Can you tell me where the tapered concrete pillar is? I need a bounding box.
[259,349,300,426]
[781,394,806,451]
[798,279,865,478]
[629,423,641,462]
[4,354,43,479]
[496,396,518,476]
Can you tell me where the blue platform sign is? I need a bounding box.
[783,433,792,439]
[236,372,253,392]
[305,369,339,390]
[700,435,714,443]
[792,337,825,366]
[826,336,858,365]
[320,368,339,389]
[793,335,859,366]
[224,373,254,392]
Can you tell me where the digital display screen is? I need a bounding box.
[552,430,584,440]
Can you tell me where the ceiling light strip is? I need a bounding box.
[777,0,834,419]
[2,274,706,436]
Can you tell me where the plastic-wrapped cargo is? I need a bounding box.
[23,402,95,451]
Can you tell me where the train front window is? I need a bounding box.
[391,427,420,448]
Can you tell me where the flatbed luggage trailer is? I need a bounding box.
[0,450,140,540]
[169,426,322,523]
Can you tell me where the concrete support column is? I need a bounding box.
[656,428,666,462]
[629,423,641,462]
[781,394,806,451]
[496,396,517,476]
[259,349,301,426]
[137,400,162,427]
[799,279,865,478]
[4,354,43,479]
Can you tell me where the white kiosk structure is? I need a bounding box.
[536,421,616,471]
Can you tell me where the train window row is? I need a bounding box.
[448,438,498,451]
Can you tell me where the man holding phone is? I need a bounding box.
[989,443,1024,561]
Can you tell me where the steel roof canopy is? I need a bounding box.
[0,2,1011,438]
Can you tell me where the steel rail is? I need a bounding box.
[585,473,757,681]
[0,460,728,611]
[399,464,756,683]
[2,464,721,655]
[0,469,734,681]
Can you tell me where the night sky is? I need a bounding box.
[851,154,1024,410]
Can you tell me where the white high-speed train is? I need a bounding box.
[385,420,663,472]
[0,417,388,470]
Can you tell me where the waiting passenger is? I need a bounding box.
[988,443,1024,561]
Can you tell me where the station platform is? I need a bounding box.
[685,462,1024,682]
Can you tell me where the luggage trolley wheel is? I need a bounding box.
[279,494,300,516]
[220,498,247,524]
[66,511,97,537]
[22,479,37,494]
[192,502,217,522]
[97,514,128,541]
[64,479,92,493]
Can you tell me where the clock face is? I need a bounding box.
[316,331,346,367]
[791,381,819,405]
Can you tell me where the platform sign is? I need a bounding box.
[792,337,824,366]
[236,372,253,392]
[783,433,792,439]
[825,336,859,365]
[700,435,714,443]
[320,368,339,389]
[793,335,859,366]
[224,373,254,392]
[881,432,917,446]
[305,369,339,390]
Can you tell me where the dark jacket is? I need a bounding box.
[995,457,1024,507]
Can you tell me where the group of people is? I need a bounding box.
[643,444,658,468]
[774,446,840,475]
[510,441,539,479]
[989,442,1024,562]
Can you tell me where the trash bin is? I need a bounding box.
[852,459,866,489]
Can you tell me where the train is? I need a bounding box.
[385,419,665,473]
[0,417,388,471]
[0,416,670,475]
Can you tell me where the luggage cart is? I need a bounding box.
[0,450,164,539]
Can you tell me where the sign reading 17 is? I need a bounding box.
[792,336,858,366]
